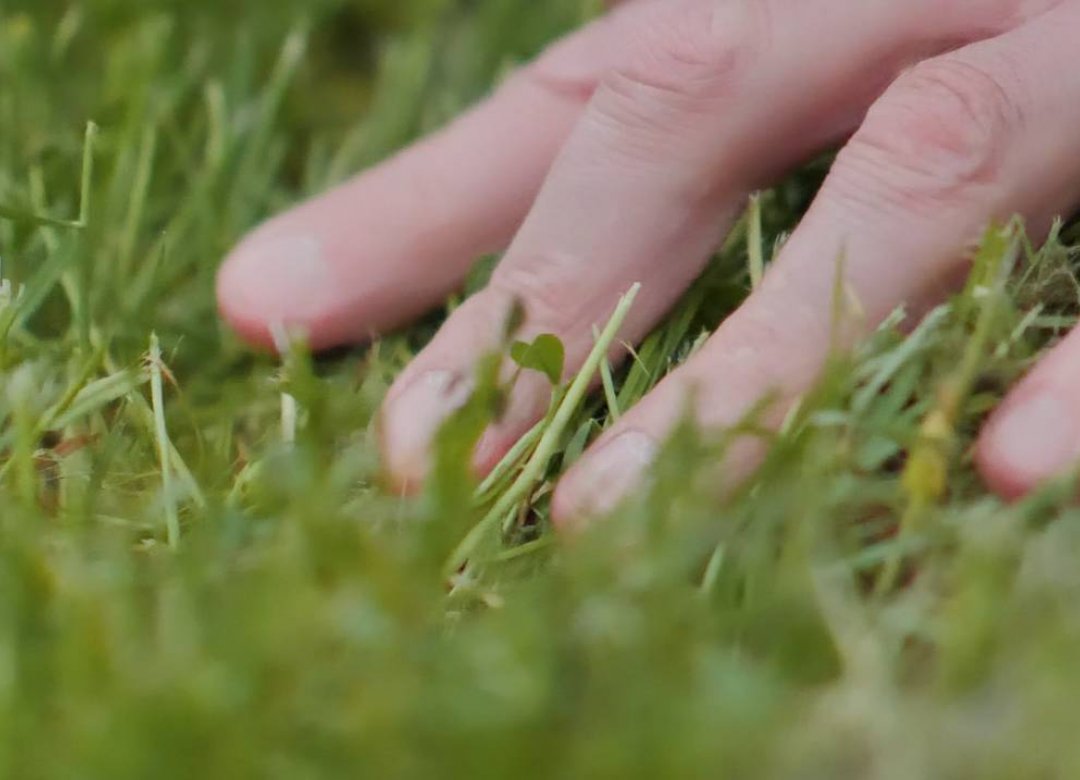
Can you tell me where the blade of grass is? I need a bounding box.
[446,283,641,575]
[747,192,765,290]
[0,122,98,230]
[593,324,621,424]
[149,333,180,549]
[475,419,544,503]
[876,224,1020,596]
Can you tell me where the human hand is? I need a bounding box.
[217,0,1080,522]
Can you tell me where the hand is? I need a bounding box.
[217,0,1080,522]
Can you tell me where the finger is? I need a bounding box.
[978,328,1080,500]
[216,3,647,350]
[380,0,1046,489]
[554,0,1080,521]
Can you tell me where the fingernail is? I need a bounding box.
[556,430,659,522]
[381,370,474,487]
[987,390,1080,486]
[219,233,337,325]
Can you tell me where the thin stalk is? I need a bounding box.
[77,121,98,227]
[100,340,206,508]
[271,324,299,446]
[475,419,544,502]
[0,121,100,230]
[593,324,621,423]
[446,283,641,575]
[699,544,726,595]
[118,124,158,278]
[747,192,765,290]
[149,333,180,549]
[875,227,1019,596]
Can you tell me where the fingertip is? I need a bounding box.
[216,247,274,351]
[549,485,580,533]
[550,474,600,534]
[975,389,1080,502]
[217,226,348,351]
[378,369,477,493]
[974,427,1031,502]
[551,428,659,530]
[376,410,427,498]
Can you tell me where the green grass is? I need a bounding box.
[2,1,1080,777]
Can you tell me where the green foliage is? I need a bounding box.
[1,1,1080,778]
[510,334,565,387]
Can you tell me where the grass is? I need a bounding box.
[2,1,1080,777]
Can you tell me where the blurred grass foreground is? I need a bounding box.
[2,0,1080,777]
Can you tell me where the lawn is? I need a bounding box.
[2,1,1080,777]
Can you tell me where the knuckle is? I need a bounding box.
[514,14,621,105]
[955,0,1065,33]
[596,0,766,112]
[997,0,1067,25]
[514,0,772,111]
[489,253,589,332]
[515,51,601,106]
[701,300,825,398]
[831,58,1021,214]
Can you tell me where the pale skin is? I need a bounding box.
[217,0,1080,523]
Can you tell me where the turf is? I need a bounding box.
[2,1,1080,777]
